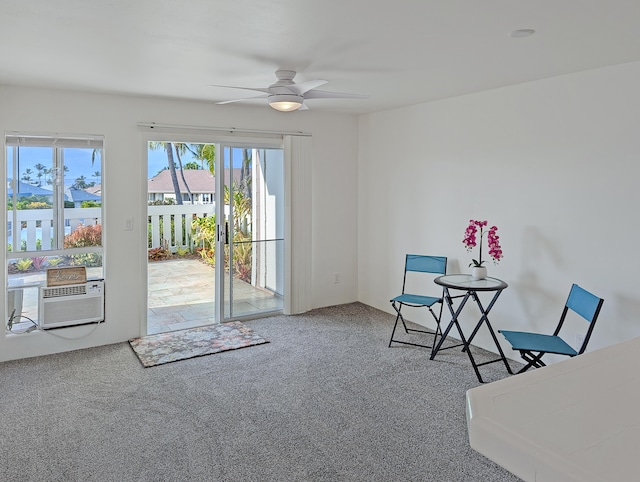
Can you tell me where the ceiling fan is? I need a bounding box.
[212,69,368,112]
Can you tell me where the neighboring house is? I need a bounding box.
[64,187,102,207]
[85,184,102,196]
[7,179,54,198]
[147,168,244,204]
[7,181,101,208]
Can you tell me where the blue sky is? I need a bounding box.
[9,147,100,187]
[148,146,245,177]
[10,144,242,187]
[10,146,197,184]
[147,147,204,178]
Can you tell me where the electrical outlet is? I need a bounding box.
[125,218,133,231]
[333,272,341,284]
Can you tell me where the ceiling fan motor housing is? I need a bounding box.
[213,68,366,111]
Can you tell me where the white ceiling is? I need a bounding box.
[2,0,640,115]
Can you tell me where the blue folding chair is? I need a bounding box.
[389,255,447,349]
[499,284,604,373]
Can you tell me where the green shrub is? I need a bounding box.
[193,216,216,247]
[14,258,33,272]
[25,201,50,210]
[175,246,189,256]
[69,253,102,267]
[47,257,63,267]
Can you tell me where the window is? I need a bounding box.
[5,134,104,331]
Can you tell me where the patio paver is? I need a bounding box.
[147,257,282,334]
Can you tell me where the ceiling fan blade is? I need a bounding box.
[303,90,368,100]
[289,79,328,95]
[215,94,268,105]
[210,85,272,95]
[298,103,309,111]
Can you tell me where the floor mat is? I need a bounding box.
[128,321,269,367]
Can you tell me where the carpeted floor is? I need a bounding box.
[129,321,269,367]
[0,302,522,482]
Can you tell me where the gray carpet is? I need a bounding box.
[0,302,522,482]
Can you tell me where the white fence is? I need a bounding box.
[7,207,102,253]
[7,204,220,254]
[148,204,215,252]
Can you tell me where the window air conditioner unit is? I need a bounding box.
[39,280,104,329]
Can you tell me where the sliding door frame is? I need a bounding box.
[140,127,300,334]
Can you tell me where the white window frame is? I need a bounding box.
[4,133,104,261]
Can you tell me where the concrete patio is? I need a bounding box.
[147,257,283,334]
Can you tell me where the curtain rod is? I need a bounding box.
[137,122,311,137]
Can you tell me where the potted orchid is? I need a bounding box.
[462,220,503,280]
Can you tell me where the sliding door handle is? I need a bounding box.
[217,222,230,244]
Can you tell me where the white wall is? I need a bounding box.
[0,86,359,362]
[358,60,640,362]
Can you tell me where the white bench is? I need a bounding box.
[466,336,640,481]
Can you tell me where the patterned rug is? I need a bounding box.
[128,321,269,367]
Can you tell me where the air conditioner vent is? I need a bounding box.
[42,285,87,298]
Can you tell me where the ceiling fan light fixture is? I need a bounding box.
[268,94,303,112]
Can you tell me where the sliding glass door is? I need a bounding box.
[216,145,284,321]
[146,139,284,334]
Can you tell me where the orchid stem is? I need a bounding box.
[479,227,483,266]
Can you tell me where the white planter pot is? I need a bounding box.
[471,266,487,280]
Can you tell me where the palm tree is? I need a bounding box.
[91,149,101,166]
[42,166,69,185]
[149,141,182,205]
[21,168,34,184]
[240,148,252,200]
[73,175,88,189]
[187,144,215,175]
[173,143,193,203]
[34,163,47,186]
[61,166,70,185]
